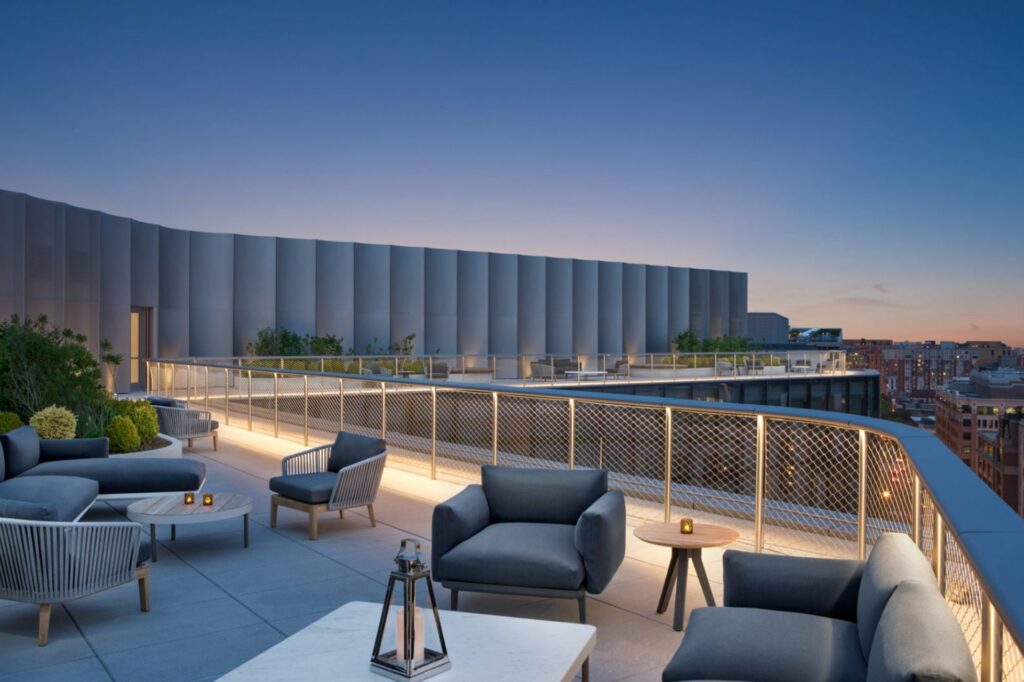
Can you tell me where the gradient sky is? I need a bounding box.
[1,1,1022,344]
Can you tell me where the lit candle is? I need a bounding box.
[395,606,425,663]
[202,493,214,506]
[680,518,694,534]
[183,492,195,505]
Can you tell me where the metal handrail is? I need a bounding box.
[149,358,1023,679]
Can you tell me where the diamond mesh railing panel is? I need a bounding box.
[763,420,859,558]
[944,531,985,674]
[670,410,757,537]
[495,395,570,469]
[341,378,385,440]
[307,373,343,439]
[864,433,915,544]
[433,388,492,483]
[920,489,936,562]
[1005,627,1024,682]
[576,401,664,520]
[384,383,433,473]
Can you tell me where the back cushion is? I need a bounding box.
[482,466,607,524]
[0,438,5,481]
[866,580,976,682]
[328,431,386,472]
[857,533,936,656]
[0,426,41,478]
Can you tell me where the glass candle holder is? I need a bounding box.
[183,492,195,505]
[203,493,214,506]
[680,518,694,534]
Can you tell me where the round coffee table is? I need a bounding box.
[126,493,253,561]
[634,521,739,631]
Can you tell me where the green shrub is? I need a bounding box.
[107,415,141,453]
[0,411,23,433]
[107,399,160,445]
[30,405,78,439]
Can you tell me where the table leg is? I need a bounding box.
[582,657,589,682]
[673,550,689,631]
[171,524,176,541]
[149,524,158,562]
[243,513,250,548]
[656,548,680,614]
[692,549,715,606]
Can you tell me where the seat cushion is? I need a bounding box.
[857,533,936,656]
[22,458,206,495]
[663,606,867,682]
[0,475,98,521]
[269,472,338,504]
[328,432,385,472]
[481,466,607,525]
[866,580,975,682]
[0,426,41,478]
[437,522,584,591]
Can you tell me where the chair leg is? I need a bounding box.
[367,504,376,527]
[270,498,278,528]
[338,509,345,519]
[577,595,587,624]
[450,589,458,611]
[212,431,219,450]
[37,604,52,646]
[188,438,194,449]
[137,566,151,612]
[309,510,319,541]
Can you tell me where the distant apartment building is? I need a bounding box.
[746,312,789,345]
[935,371,1024,514]
[843,339,892,373]
[962,340,1013,369]
[979,415,1023,516]
[881,342,981,400]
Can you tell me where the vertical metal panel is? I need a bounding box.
[390,246,425,351]
[130,220,159,309]
[315,240,354,345]
[598,261,623,354]
[709,270,730,339]
[189,232,234,357]
[100,213,132,391]
[424,248,458,355]
[157,227,190,357]
[572,259,598,356]
[545,257,572,356]
[645,265,668,352]
[688,268,710,339]
[729,272,748,337]
[63,205,102,356]
[457,250,488,355]
[667,267,691,347]
[488,253,518,356]
[276,237,317,338]
[233,235,276,355]
[354,243,391,352]
[622,263,646,354]
[516,255,546,355]
[24,196,66,326]
[0,190,26,320]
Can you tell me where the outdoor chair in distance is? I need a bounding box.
[269,431,387,540]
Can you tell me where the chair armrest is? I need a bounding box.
[281,444,333,475]
[723,549,864,621]
[330,451,387,509]
[574,490,626,594]
[431,484,490,579]
[39,437,110,462]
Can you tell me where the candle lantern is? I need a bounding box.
[680,518,694,534]
[371,538,450,680]
[202,493,214,506]
[183,492,195,505]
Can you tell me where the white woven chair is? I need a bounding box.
[269,444,388,540]
[152,405,219,450]
[0,518,150,645]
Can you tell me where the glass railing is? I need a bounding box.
[148,358,1023,681]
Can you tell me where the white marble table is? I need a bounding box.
[219,601,596,682]
[126,492,252,561]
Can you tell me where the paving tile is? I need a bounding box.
[65,569,226,621]
[204,555,357,597]
[100,623,283,681]
[233,573,385,622]
[267,609,334,636]
[0,604,95,674]
[2,655,112,682]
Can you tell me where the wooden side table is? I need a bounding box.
[634,521,739,631]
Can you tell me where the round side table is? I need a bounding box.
[634,521,739,631]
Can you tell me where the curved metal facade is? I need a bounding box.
[0,189,748,391]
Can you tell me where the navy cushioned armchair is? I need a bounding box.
[431,465,625,623]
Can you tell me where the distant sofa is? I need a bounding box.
[530,358,577,380]
[431,466,625,623]
[0,425,206,522]
[662,533,976,682]
[146,396,219,450]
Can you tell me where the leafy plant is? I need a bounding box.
[110,399,159,445]
[30,405,78,439]
[76,397,112,439]
[309,333,343,356]
[0,411,23,433]
[107,415,141,453]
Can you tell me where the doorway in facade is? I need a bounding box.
[130,307,152,392]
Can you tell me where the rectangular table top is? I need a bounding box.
[219,601,595,682]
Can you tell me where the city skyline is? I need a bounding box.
[2,2,1022,344]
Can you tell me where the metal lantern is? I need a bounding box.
[371,539,450,680]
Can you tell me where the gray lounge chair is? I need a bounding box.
[146,396,219,450]
[431,465,626,623]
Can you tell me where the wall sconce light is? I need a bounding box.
[680,518,694,534]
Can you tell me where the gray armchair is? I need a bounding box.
[269,431,387,540]
[146,396,219,450]
[431,466,625,623]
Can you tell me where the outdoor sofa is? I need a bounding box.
[662,533,976,682]
[431,465,626,623]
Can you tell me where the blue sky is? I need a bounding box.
[1,1,1021,343]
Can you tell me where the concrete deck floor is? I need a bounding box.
[0,424,749,682]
